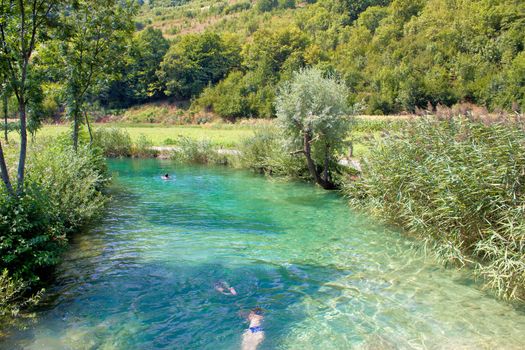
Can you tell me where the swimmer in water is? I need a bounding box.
[161,173,170,180]
[214,281,237,296]
[242,307,265,350]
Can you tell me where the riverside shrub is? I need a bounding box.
[238,126,309,179]
[92,128,157,158]
[92,128,133,157]
[0,143,109,333]
[0,269,43,337]
[344,117,525,300]
[170,137,229,165]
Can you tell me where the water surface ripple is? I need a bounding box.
[4,159,525,349]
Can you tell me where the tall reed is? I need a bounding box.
[345,117,525,300]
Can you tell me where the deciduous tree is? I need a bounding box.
[158,32,240,99]
[0,0,59,195]
[56,0,136,150]
[276,68,351,189]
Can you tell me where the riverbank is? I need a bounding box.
[0,141,110,336]
[346,116,525,301]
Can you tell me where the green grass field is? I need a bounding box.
[33,124,255,148]
[10,117,390,157]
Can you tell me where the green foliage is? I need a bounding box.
[158,32,241,99]
[49,0,137,148]
[255,0,278,12]
[339,0,391,23]
[132,134,159,158]
[0,269,43,337]
[0,143,108,282]
[92,128,133,157]
[278,0,295,9]
[92,128,158,158]
[170,136,228,165]
[0,188,65,281]
[223,1,252,14]
[166,0,524,116]
[196,26,310,118]
[131,28,170,101]
[104,28,170,107]
[196,71,250,120]
[335,0,525,113]
[238,126,309,178]
[27,144,108,230]
[8,0,524,123]
[345,117,525,300]
[0,141,109,331]
[276,68,351,188]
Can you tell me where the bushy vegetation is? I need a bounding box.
[238,126,309,179]
[129,0,525,118]
[276,68,352,189]
[170,136,229,165]
[103,28,170,108]
[92,128,134,157]
[0,142,109,332]
[344,117,525,300]
[5,0,523,123]
[157,32,241,99]
[92,128,158,158]
[0,270,43,337]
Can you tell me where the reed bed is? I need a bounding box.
[345,116,525,300]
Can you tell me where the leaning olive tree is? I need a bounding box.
[275,68,351,190]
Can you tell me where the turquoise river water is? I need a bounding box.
[3,159,525,349]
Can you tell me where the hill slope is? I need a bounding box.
[125,0,524,116]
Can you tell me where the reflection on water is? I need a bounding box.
[3,159,525,349]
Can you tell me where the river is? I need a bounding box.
[3,159,525,349]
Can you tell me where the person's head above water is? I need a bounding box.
[249,307,264,319]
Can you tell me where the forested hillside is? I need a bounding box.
[3,0,523,124]
[114,0,524,117]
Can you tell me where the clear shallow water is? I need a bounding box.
[3,159,525,349]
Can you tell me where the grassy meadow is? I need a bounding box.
[31,123,255,148]
[23,114,395,156]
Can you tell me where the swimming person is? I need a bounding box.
[161,173,170,180]
[214,281,237,296]
[242,308,265,350]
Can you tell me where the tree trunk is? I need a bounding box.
[0,141,14,196]
[303,130,335,190]
[323,143,330,183]
[72,108,80,151]
[3,93,7,143]
[85,110,93,146]
[17,100,27,194]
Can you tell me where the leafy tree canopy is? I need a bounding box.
[157,32,241,99]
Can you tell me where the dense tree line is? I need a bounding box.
[197,0,524,117]
[3,0,524,123]
[103,0,523,118]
